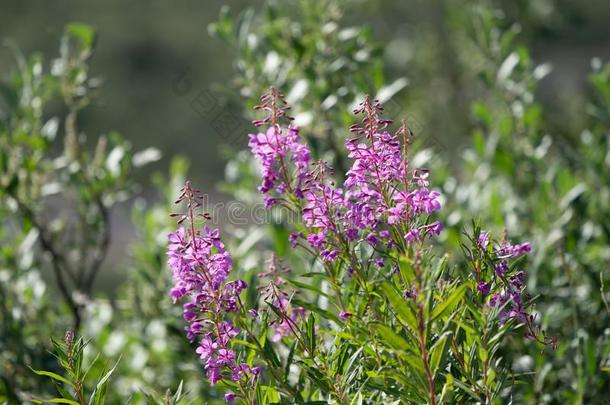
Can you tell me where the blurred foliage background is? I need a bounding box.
[2,0,609,186]
[1,0,609,403]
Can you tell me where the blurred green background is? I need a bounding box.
[2,0,609,186]
[1,0,249,188]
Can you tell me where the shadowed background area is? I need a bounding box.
[2,0,610,184]
[0,0,253,188]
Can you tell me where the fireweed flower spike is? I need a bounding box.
[475,229,556,347]
[167,182,259,401]
[342,97,443,253]
[247,89,445,290]
[248,87,309,205]
[257,255,309,343]
[249,91,444,259]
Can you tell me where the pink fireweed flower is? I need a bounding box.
[428,221,443,236]
[494,261,509,276]
[248,91,444,280]
[344,132,404,189]
[387,204,406,224]
[196,337,217,360]
[405,228,421,245]
[168,182,259,391]
[248,125,311,200]
[477,231,546,341]
[478,231,490,250]
[288,232,301,248]
[232,363,262,384]
[511,242,532,256]
[271,305,308,342]
[306,230,326,249]
[477,281,491,297]
[489,292,527,323]
[302,184,343,230]
[320,249,339,262]
[339,310,353,321]
[419,221,443,239]
[408,188,442,214]
[413,169,430,187]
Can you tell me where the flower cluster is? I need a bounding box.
[474,230,554,346]
[485,237,531,322]
[257,255,308,342]
[248,90,443,268]
[248,89,310,206]
[167,182,260,393]
[248,89,551,348]
[342,99,442,249]
[248,125,311,204]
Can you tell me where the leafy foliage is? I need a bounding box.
[30,332,119,405]
[433,7,610,403]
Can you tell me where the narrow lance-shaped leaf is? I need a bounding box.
[373,322,412,350]
[380,280,418,332]
[29,368,74,388]
[307,312,316,356]
[431,283,468,322]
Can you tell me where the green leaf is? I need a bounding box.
[271,223,289,256]
[263,385,281,402]
[429,332,452,374]
[299,272,327,278]
[380,280,417,332]
[82,353,101,381]
[262,337,281,368]
[380,369,427,400]
[431,283,468,322]
[284,340,297,378]
[65,23,96,49]
[287,279,329,298]
[472,101,492,127]
[255,382,264,405]
[402,352,426,375]
[52,382,76,402]
[88,356,121,405]
[292,298,340,324]
[29,368,74,387]
[172,380,184,402]
[397,256,415,282]
[305,366,331,392]
[233,339,258,350]
[307,312,316,355]
[373,323,411,350]
[34,399,80,405]
[450,375,482,402]
[331,340,351,376]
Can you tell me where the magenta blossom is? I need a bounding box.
[168,182,260,394]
